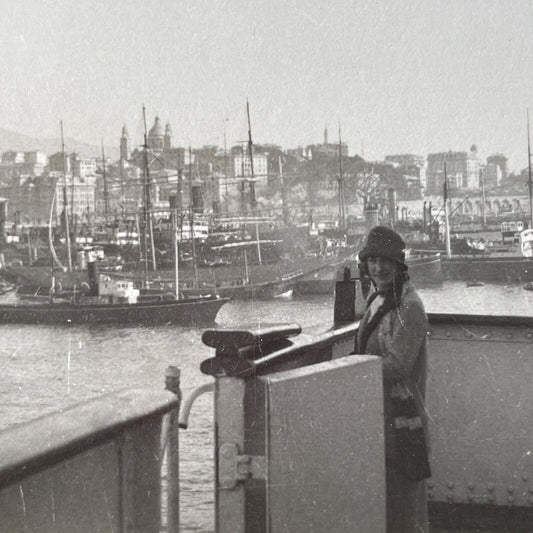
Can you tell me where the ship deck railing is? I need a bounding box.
[0,310,532,531]
[0,386,180,533]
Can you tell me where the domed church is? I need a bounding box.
[147,116,172,152]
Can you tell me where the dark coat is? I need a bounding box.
[357,281,429,459]
[357,280,430,532]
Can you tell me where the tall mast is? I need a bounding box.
[338,123,346,231]
[173,205,179,299]
[142,105,157,271]
[480,168,486,229]
[279,155,288,225]
[101,139,109,224]
[172,147,181,297]
[119,158,125,218]
[246,100,262,263]
[224,120,228,215]
[60,120,73,271]
[527,107,533,228]
[189,146,198,287]
[443,163,452,259]
[246,99,256,209]
[177,149,183,242]
[240,143,246,216]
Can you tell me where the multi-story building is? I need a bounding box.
[486,153,508,184]
[233,151,269,178]
[483,162,502,189]
[49,153,96,179]
[0,151,47,179]
[71,154,97,178]
[48,152,71,174]
[24,151,47,166]
[305,128,348,159]
[2,152,25,164]
[426,145,480,195]
[53,173,97,222]
[385,154,425,168]
[385,154,426,189]
[1,172,96,225]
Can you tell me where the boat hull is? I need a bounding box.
[216,271,303,299]
[0,266,89,288]
[442,256,533,282]
[294,253,443,295]
[0,297,229,326]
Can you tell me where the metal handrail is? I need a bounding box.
[0,388,179,487]
[179,383,215,429]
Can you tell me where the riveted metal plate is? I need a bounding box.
[427,317,533,507]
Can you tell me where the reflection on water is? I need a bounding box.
[0,281,531,531]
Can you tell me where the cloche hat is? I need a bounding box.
[358,226,407,269]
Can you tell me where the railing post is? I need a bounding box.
[165,366,181,533]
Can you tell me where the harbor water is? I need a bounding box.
[1,281,532,532]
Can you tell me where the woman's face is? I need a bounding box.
[367,256,397,291]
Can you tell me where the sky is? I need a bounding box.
[1,0,533,172]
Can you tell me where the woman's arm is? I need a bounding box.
[378,301,428,380]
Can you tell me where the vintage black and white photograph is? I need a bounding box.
[0,1,531,532]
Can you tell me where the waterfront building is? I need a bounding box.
[426,145,480,195]
[53,173,97,223]
[397,190,529,223]
[0,172,96,225]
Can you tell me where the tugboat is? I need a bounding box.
[0,252,228,326]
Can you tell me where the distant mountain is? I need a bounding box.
[0,127,119,160]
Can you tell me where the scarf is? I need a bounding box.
[357,273,407,354]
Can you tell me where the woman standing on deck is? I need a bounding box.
[356,226,431,533]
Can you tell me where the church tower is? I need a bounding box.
[120,124,129,161]
[148,116,165,151]
[164,122,172,150]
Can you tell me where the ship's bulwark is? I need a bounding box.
[206,313,533,531]
[0,287,531,531]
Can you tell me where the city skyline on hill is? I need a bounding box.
[1,1,533,172]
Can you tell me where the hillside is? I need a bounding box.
[0,127,119,159]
